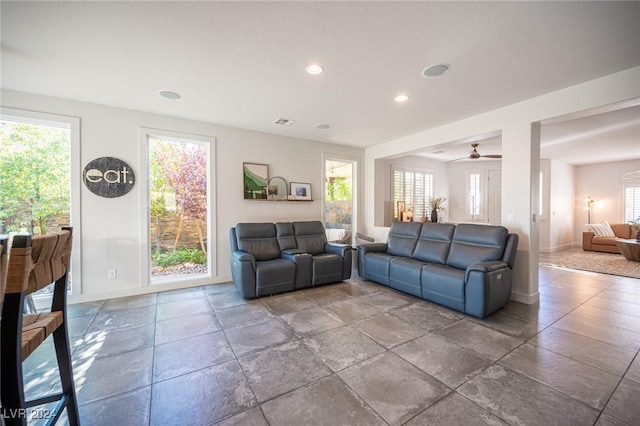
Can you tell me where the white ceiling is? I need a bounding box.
[2,1,640,160]
[413,102,640,165]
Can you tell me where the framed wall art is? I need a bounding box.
[243,162,269,199]
[290,182,312,200]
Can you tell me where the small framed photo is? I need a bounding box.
[290,182,312,200]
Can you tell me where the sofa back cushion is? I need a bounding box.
[293,221,327,255]
[387,222,422,257]
[611,223,632,239]
[235,223,281,261]
[276,222,297,250]
[413,223,455,264]
[447,224,508,270]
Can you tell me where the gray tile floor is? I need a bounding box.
[23,252,640,425]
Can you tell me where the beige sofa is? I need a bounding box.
[582,223,634,253]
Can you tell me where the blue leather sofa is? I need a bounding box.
[230,221,352,298]
[358,222,518,318]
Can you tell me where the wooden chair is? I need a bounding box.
[1,235,8,312]
[1,228,80,425]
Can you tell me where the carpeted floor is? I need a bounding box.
[542,250,640,279]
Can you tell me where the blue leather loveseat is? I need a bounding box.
[230,221,352,298]
[358,222,518,318]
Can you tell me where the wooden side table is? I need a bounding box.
[615,239,640,262]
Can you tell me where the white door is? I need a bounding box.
[488,170,502,224]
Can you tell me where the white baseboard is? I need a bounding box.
[539,243,574,253]
[67,274,233,305]
[510,290,540,305]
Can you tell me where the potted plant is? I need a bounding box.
[629,217,640,241]
[429,196,447,223]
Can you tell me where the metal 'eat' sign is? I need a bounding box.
[82,157,135,198]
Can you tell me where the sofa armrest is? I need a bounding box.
[281,250,313,289]
[464,261,508,282]
[282,248,307,256]
[582,231,594,251]
[464,261,512,318]
[231,250,256,267]
[325,242,350,257]
[230,250,257,298]
[358,243,388,255]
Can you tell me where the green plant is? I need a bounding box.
[151,248,206,267]
[629,216,640,231]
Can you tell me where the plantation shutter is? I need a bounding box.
[623,171,640,222]
[470,173,481,216]
[392,167,434,219]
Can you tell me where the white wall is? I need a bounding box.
[548,160,575,251]
[364,66,640,304]
[574,159,640,242]
[1,90,364,303]
[446,160,501,224]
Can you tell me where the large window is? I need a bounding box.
[623,171,640,222]
[1,108,81,300]
[324,157,356,243]
[143,129,214,285]
[392,167,433,219]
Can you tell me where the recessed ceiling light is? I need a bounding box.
[315,123,331,130]
[422,63,450,78]
[306,64,324,75]
[158,90,181,100]
[394,94,409,103]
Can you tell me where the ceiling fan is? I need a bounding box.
[449,143,502,162]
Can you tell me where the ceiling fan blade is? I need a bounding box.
[481,154,502,159]
[447,156,471,162]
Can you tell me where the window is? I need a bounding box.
[623,171,640,222]
[141,128,215,286]
[392,167,433,219]
[1,107,81,300]
[469,173,481,217]
[324,157,356,243]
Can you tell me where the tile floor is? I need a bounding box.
[21,252,640,425]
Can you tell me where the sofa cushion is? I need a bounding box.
[590,222,616,238]
[421,264,465,312]
[389,257,424,297]
[311,253,344,285]
[276,222,297,251]
[592,237,618,247]
[611,223,632,239]
[293,221,327,255]
[235,223,281,261]
[362,252,393,285]
[255,258,296,296]
[386,222,422,257]
[412,223,455,264]
[446,224,508,270]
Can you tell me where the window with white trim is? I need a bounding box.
[392,167,433,219]
[623,171,640,222]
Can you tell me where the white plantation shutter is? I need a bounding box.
[470,173,481,216]
[624,172,640,222]
[392,167,434,219]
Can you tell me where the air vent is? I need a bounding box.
[273,118,296,126]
